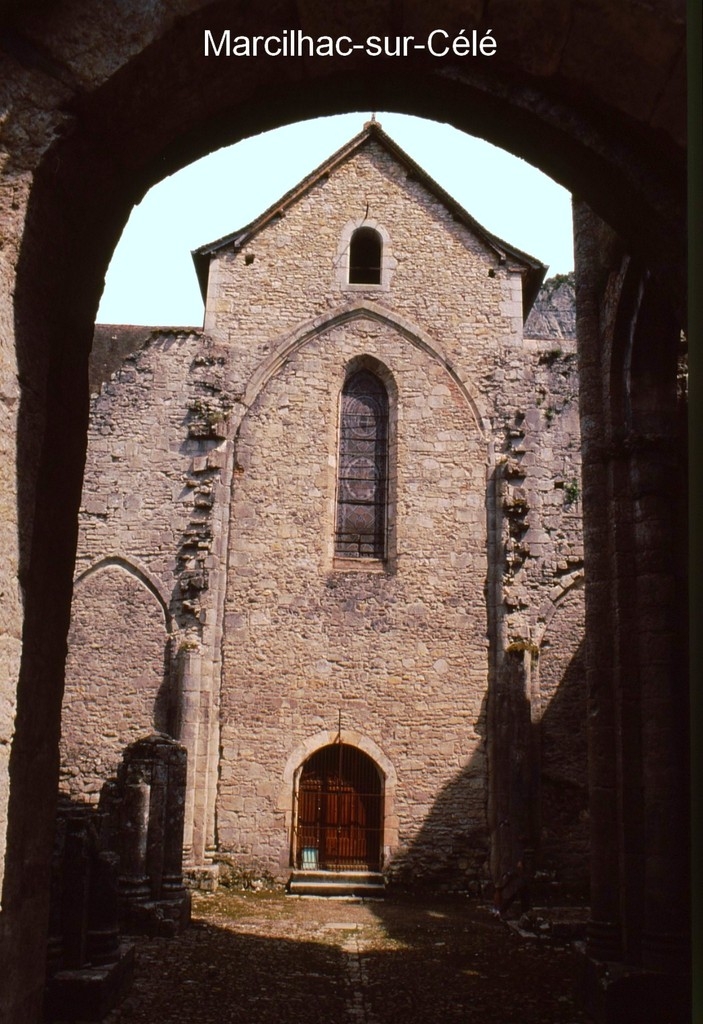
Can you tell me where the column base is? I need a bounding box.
[183,862,221,892]
[120,893,191,938]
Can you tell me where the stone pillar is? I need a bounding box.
[487,442,541,911]
[488,646,538,912]
[46,809,69,976]
[573,200,624,963]
[44,800,133,1020]
[161,743,188,900]
[636,435,689,977]
[145,751,168,899]
[625,282,689,977]
[174,640,221,885]
[87,850,121,966]
[202,659,221,863]
[117,773,151,904]
[113,735,190,935]
[61,814,92,970]
[174,646,202,865]
[573,200,690,1021]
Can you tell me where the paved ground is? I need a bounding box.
[105,890,591,1024]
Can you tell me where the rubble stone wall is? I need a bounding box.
[60,563,169,802]
[203,140,524,379]
[204,147,584,884]
[73,330,207,592]
[220,314,490,882]
[61,144,585,889]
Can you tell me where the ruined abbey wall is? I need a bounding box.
[220,314,490,882]
[0,2,688,1016]
[60,328,232,804]
[59,135,586,889]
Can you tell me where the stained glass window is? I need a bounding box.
[335,370,389,558]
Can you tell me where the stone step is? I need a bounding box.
[287,870,385,898]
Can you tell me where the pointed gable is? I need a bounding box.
[192,121,546,319]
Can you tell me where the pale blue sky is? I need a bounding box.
[97,111,574,327]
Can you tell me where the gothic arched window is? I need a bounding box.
[335,370,389,559]
[348,227,382,284]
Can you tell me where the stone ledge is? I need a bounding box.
[44,941,134,1022]
[121,894,191,938]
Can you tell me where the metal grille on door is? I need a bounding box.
[294,743,383,871]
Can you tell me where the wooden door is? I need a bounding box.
[296,744,382,871]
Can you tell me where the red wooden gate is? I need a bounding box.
[295,744,382,871]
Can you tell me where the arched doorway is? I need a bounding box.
[294,744,383,872]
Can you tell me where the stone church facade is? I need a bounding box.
[60,122,585,891]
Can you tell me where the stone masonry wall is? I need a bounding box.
[62,137,585,890]
[204,140,585,885]
[61,329,235,816]
[203,140,525,379]
[60,562,169,800]
[74,330,212,597]
[220,315,489,883]
[494,273,586,887]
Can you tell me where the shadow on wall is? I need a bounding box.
[385,693,490,892]
[384,640,588,899]
[59,569,587,897]
[539,640,589,886]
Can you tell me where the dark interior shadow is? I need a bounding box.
[382,640,589,901]
[539,640,588,889]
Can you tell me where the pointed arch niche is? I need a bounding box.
[60,559,172,801]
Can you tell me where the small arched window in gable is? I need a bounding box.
[349,227,382,285]
[335,370,389,559]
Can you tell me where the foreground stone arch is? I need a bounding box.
[0,2,688,1020]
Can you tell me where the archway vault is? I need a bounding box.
[16,3,687,310]
[0,1,689,1020]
